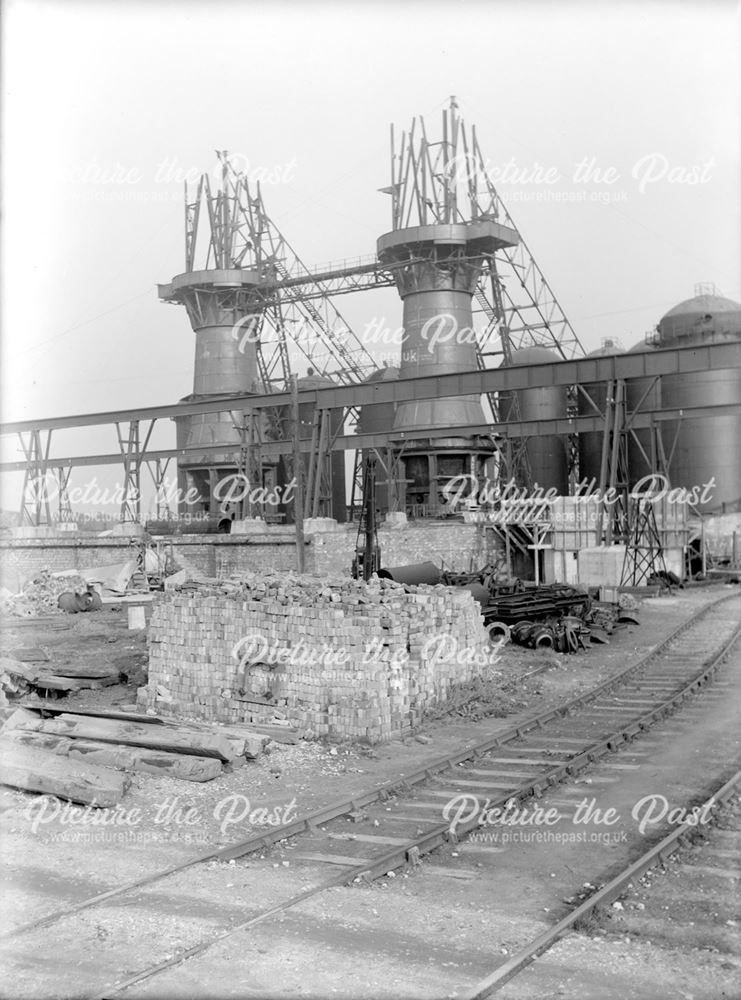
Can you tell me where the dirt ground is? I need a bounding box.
[0,584,739,999]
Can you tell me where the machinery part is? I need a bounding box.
[377,562,441,586]
[483,585,592,627]
[589,628,610,645]
[510,620,536,646]
[57,591,84,614]
[617,612,641,625]
[351,455,380,581]
[57,587,101,614]
[561,615,584,629]
[529,625,555,649]
[486,621,511,645]
[553,628,566,653]
[564,625,580,653]
[83,588,103,612]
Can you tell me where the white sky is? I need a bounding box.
[1,0,739,506]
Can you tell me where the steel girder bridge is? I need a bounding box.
[2,343,740,528]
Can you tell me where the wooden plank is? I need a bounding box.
[486,757,568,766]
[31,674,120,692]
[4,730,222,782]
[228,723,297,745]
[465,768,541,779]
[170,719,298,746]
[423,865,478,880]
[431,779,521,791]
[0,708,44,735]
[19,702,165,725]
[0,616,68,629]
[29,664,122,679]
[395,801,446,811]
[293,852,372,867]
[156,724,266,760]
[377,814,436,826]
[0,739,129,806]
[539,736,592,744]
[36,714,234,761]
[8,647,49,663]
[100,594,154,605]
[0,658,40,683]
[328,832,412,846]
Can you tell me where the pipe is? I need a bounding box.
[459,582,490,607]
[377,561,441,586]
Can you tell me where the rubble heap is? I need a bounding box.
[143,573,491,743]
[0,570,91,618]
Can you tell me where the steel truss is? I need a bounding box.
[5,345,738,525]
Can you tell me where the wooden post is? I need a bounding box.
[292,376,305,573]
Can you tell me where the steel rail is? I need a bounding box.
[5,592,737,949]
[339,607,741,885]
[462,767,741,999]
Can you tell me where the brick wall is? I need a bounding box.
[0,521,492,593]
[309,521,491,576]
[0,535,304,591]
[157,536,303,577]
[0,538,141,592]
[143,574,492,743]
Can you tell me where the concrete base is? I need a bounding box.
[578,545,686,586]
[384,512,408,529]
[303,517,340,534]
[231,518,269,534]
[577,545,627,587]
[663,547,685,581]
[544,548,580,585]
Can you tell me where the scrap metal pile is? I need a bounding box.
[440,567,641,655]
[482,585,640,653]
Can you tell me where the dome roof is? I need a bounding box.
[296,371,337,389]
[658,292,741,344]
[586,338,624,358]
[364,365,400,383]
[662,293,741,319]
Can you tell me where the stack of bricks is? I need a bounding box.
[143,572,490,743]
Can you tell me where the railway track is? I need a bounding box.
[463,770,741,999]
[3,590,741,999]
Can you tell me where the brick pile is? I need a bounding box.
[143,573,491,743]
